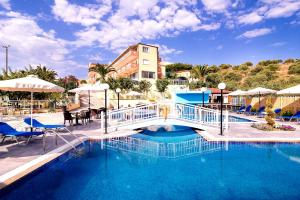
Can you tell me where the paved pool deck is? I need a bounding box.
[0,112,299,189]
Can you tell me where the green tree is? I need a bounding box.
[137,80,152,94]
[89,63,116,82]
[191,65,209,82]
[156,79,169,93]
[119,77,133,91]
[224,72,242,82]
[106,77,120,91]
[206,73,222,88]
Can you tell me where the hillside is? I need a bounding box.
[165,59,300,91]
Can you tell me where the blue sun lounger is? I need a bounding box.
[235,106,246,113]
[24,118,82,146]
[274,108,282,119]
[244,105,252,115]
[279,111,300,122]
[0,122,45,145]
[253,106,265,117]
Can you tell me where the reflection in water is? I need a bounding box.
[105,136,225,159]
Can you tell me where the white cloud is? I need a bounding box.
[0,12,85,76]
[238,28,273,38]
[0,0,10,10]
[71,1,212,52]
[238,12,263,24]
[52,0,111,26]
[265,1,300,18]
[201,0,231,12]
[270,42,286,47]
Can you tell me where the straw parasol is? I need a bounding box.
[277,84,300,95]
[245,87,277,107]
[69,82,109,110]
[0,75,65,128]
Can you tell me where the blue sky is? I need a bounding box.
[0,0,300,79]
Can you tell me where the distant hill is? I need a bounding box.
[165,59,300,91]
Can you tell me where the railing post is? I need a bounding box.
[224,110,229,131]
[156,103,159,118]
[101,111,104,133]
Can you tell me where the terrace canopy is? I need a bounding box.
[277,84,300,95]
[245,87,277,107]
[0,75,65,127]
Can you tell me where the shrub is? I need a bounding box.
[265,100,275,126]
[284,58,295,64]
[288,63,300,74]
[208,65,220,73]
[257,59,282,67]
[250,66,263,75]
[206,73,222,88]
[239,64,250,71]
[243,61,253,66]
[281,110,293,117]
[265,64,279,71]
[219,64,232,69]
[224,72,242,82]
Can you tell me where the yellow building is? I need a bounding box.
[88,43,164,84]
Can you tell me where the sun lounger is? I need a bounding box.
[24,118,82,145]
[244,105,252,115]
[0,122,45,145]
[274,108,282,119]
[236,106,246,114]
[254,106,266,117]
[279,111,300,122]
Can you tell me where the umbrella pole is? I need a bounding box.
[31,91,33,131]
[258,92,261,108]
[88,90,91,110]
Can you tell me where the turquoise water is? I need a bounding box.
[1,126,300,200]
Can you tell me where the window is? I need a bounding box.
[142,71,155,79]
[143,59,149,65]
[142,46,149,53]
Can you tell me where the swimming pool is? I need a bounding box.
[1,126,300,200]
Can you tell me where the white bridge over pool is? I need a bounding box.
[100,103,229,133]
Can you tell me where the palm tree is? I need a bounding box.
[191,64,209,83]
[89,63,116,82]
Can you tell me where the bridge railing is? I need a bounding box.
[104,102,229,132]
[105,103,159,130]
[174,103,229,129]
[105,136,224,158]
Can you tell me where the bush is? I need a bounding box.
[219,64,232,69]
[284,58,295,64]
[288,63,300,74]
[242,61,253,67]
[250,66,263,75]
[224,72,242,82]
[265,64,279,71]
[208,65,220,73]
[257,59,282,67]
[206,73,222,88]
[188,81,203,90]
[281,110,293,117]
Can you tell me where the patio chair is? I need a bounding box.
[0,122,45,145]
[279,111,300,122]
[63,111,74,125]
[236,106,246,114]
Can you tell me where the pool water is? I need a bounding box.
[1,127,300,200]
